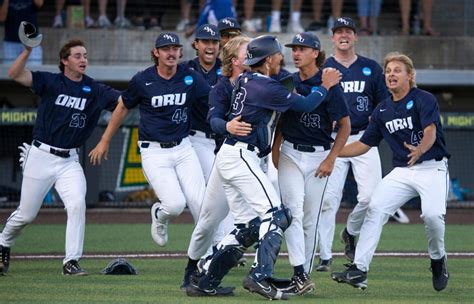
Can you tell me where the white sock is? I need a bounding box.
[291,11,301,23]
[271,10,281,22]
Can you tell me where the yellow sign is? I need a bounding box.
[441,114,474,128]
[0,111,36,124]
[116,127,147,190]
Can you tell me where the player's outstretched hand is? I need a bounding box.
[321,68,342,91]
[315,157,335,178]
[226,115,252,136]
[89,140,110,166]
[404,141,423,167]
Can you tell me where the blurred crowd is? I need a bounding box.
[1,0,439,36]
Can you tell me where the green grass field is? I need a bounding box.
[1,223,473,303]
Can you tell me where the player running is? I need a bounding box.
[89,33,209,247]
[331,52,450,292]
[1,38,120,275]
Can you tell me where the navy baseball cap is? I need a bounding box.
[195,24,221,41]
[155,32,182,48]
[218,17,241,32]
[285,32,321,50]
[331,17,357,33]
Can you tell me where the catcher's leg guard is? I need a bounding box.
[251,206,292,281]
[197,217,261,290]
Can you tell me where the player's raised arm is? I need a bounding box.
[89,96,129,165]
[8,48,34,87]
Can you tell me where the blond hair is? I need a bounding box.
[220,36,251,77]
[383,52,417,88]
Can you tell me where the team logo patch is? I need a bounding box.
[82,86,91,93]
[184,75,193,85]
[362,67,371,76]
[406,100,414,110]
[217,68,222,76]
[311,86,319,93]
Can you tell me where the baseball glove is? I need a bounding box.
[102,258,138,275]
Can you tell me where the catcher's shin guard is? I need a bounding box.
[197,245,244,290]
[251,206,292,281]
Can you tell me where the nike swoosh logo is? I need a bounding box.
[347,275,362,279]
[145,82,153,86]
[443,273,449,278]
[256,281,272,293]
[380,109,387,112]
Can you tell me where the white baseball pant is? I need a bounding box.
[0,142,86,264]
[279,141,329,273]
[318,132,381,261]
[354,158,449,272]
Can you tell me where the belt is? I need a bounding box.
[140,139,182,149]
[224,138,257,152]
[190,130,218,140]
[33,140,71,158]
[292,143,330,153]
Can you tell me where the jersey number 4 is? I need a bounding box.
[172,108,188,124]
[300,113,320,128]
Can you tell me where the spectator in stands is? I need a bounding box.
[399,0,438,36]
[131,8,162,30]
[268,0,304,33]
[176,0,193,32]
[53,0,95,28]
[240,0,258,33]
[97,0,130,28]
[1,0,43,65]
[306,0,344,33]
[185,0,236,38]
[357,0,382,35]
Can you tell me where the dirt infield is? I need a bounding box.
[0,207,472,225]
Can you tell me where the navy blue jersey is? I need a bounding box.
[325,55,388,133]
[208,76,233,135]
[31,71,119,149]
[272,68,292,81]
[361,87,450,167]
[121,64,210,142]
[227,71,308,152]
[185,58,222,133]
[3,0,39,43]
[281,71,349,146]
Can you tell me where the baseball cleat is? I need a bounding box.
[0,245,10,275]
[63,260,88,276]
[186,284,235,297]
[340,228,356,261]
[292,271,315,295]
[315,258,332,272]
[243,274,289,300]
[180,267,198,291]
[431,256,449,291]
[151,202,168,246]
[331,264,367,290]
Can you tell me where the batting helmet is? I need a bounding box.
[244,35,282,66]
[18,21,43,48]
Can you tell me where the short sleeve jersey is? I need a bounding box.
[121,64,210,142]
[227,71,306,152]
[281,71,349,147]
[361,87,450,167]
[31,71,120,149]
[325,55,388,133]
[185,57,222,133]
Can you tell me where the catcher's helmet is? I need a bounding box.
[18,21,43,48]
[244,35,282,66]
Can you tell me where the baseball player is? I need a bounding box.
[0,37,120,275]
[183,36,256,294]
[315,17,399,271]
[217,17,241,47]
[331,52,450,292]
[271,32,349,295]
[186,35,341,300]
[89,33,209,248]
